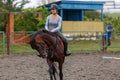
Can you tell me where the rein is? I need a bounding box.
[37,35,58,58]
[47,36,57,58]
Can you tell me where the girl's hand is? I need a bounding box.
[47,29,54,32]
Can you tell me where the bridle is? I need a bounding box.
[36,36,57,58]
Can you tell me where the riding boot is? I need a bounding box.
[55,32,71,56]
[63,42,71,56]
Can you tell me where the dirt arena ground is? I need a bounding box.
[0,52,120,80]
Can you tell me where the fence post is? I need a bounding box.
[37,13,42,20]
[7,12,14,55]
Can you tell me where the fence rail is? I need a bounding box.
[0,31,120,55]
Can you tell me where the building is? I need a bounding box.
[46,0,105,32]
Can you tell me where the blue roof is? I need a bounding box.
[45,1,105,21]
[46,1,105,10]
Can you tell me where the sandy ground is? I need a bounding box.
[0,52,120,80]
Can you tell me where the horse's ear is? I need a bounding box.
[42,30,47,33]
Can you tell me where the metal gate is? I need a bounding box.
[64,31,103,53]
[107,31,120,51]
[1,31,120,55]
[10,31,37,55]
[0,31,6,55]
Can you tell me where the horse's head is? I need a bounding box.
[30,30,59,58]
[30,32,48,58]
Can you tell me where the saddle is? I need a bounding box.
[42,30,63,46]
[42,30,58,37]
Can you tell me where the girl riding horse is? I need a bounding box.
[45,4,71,56]
[30,30,66,80]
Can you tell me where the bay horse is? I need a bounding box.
[29,30,65,80]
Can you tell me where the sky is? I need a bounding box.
[23,0,120,13]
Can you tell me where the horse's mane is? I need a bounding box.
[29,30,45,49]
[29,30,56,49]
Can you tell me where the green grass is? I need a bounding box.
[0,44,37,55]
[107,39,120,51]
[68,40,101,53]
[10,44,37,55]
[0,39,120,55]
[68,39,120,53]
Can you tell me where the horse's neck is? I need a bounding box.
[41,33,56,47]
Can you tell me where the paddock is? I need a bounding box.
[0,52,120,80]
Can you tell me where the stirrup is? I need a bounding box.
[65,52,71,56]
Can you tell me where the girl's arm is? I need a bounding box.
[45,16,49,30]
[51,17,62,32]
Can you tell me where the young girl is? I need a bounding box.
[45,4,71,56]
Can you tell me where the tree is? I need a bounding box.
[0,0,4,11]
[2,0,29,12]
[0,0,30,31]
[84,10,101,21]
[14,7,50,31]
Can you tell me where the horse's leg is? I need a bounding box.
[59,62,63,80]
[52,63,57,80]
[102,36,107,52]
[47,59,53,80]
[49,64,53,80]
[49,63,57,80]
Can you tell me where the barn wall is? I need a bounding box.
[62,21,104,32]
